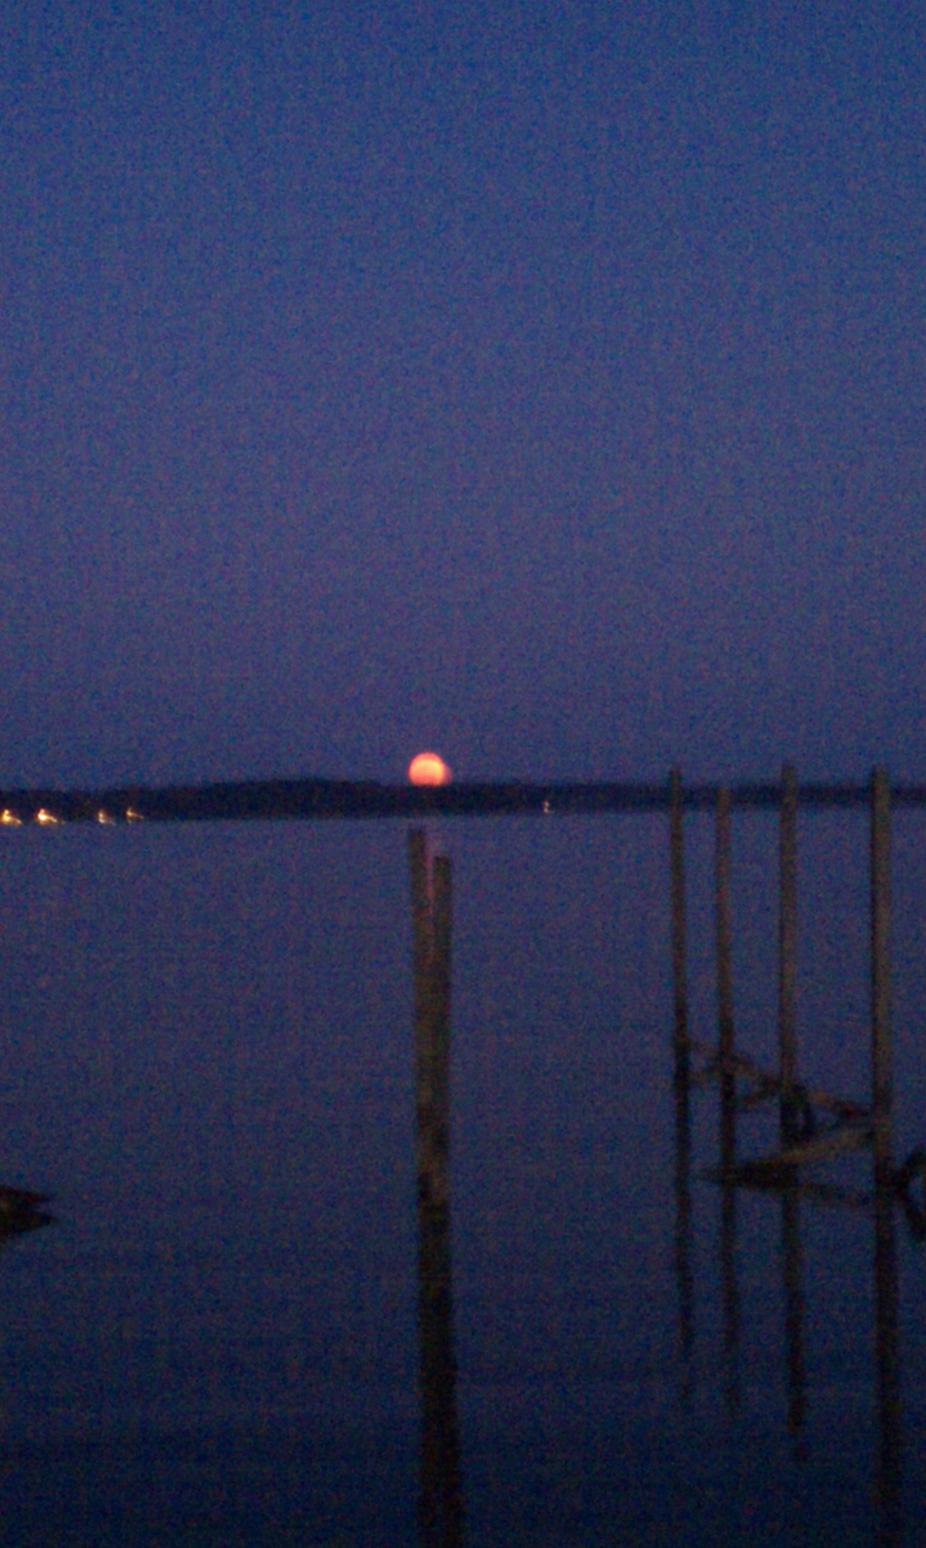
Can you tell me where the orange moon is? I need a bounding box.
[407,751,452,786]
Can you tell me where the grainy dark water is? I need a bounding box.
[1,814,925,1545]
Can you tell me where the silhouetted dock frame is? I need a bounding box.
[669,765,919,1195]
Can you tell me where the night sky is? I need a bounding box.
[3,2,924,789]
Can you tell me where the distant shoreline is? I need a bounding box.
[0,776,923,824]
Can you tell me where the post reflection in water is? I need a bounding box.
[780,1181,806,1453]
[715,787,741,1418]
[874,1178,902,1548]
[673,1055,695,1407]
[670,771,695,1401]
[671,1030,907,1540]
[408,828,463,1548]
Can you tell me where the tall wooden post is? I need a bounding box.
[410,829,436,1170]
[870,768,893,1184]
[715,786,734,1103]
[408,830,462,1547]
[778,764,799,1141]
[669,770,694,1395]
[429,855,453,1210]
[669,769,689,1074]
[868,769,901,1544]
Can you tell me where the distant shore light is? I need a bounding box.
[408,751,452,787]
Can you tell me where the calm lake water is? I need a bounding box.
[1,812,925,1545]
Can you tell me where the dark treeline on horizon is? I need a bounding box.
[1,773,926,824]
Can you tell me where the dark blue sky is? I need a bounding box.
[3,1,923,786]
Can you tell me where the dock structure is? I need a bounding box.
[668,766,881,1181]
[666,764,926,1219]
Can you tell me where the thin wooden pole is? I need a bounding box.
[779,763,799,1141]
[669,770,694,1399]
[870,768,893,1184]
[715,786,734,1088]
[409,833,462,1547]
[409,828,436,1156]
[430,855,453,1211]
[669,768,688,1071]
[409,828,454,1212]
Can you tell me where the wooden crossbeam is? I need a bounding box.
[683,1034,868,1120]
[703,1165,875,1209]
[707,1122,873,1192]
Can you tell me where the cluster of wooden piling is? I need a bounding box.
[669,764,898,1179]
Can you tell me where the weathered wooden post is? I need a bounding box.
[669,768,688,1075]
[778,764,799,1141]
[715,786,735,1127]
[868,769,901,1544]
[429,854,453,1209]
[775,767,802,1451]
[408,829,462,1547]
[410,828,436,1174]
[669,770,694,1395]
[870,768,893,1184]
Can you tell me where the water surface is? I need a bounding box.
[0,813,924,1544]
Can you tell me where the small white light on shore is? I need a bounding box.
[125,807,143,822]
[1,809,22,826]
[408,752,452,787]
[35,808,60,825]
[97,809,114,825]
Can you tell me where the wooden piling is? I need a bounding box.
[669,768,688,1074]
[408,827,454,1211]
[408,830,462,1546]
[409,829,436,1153]
[870,769,893,1184]
[429,855,453,1210]
[715,786,735,1105]
[669,770,694,1399]
[778,764,798,1141]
